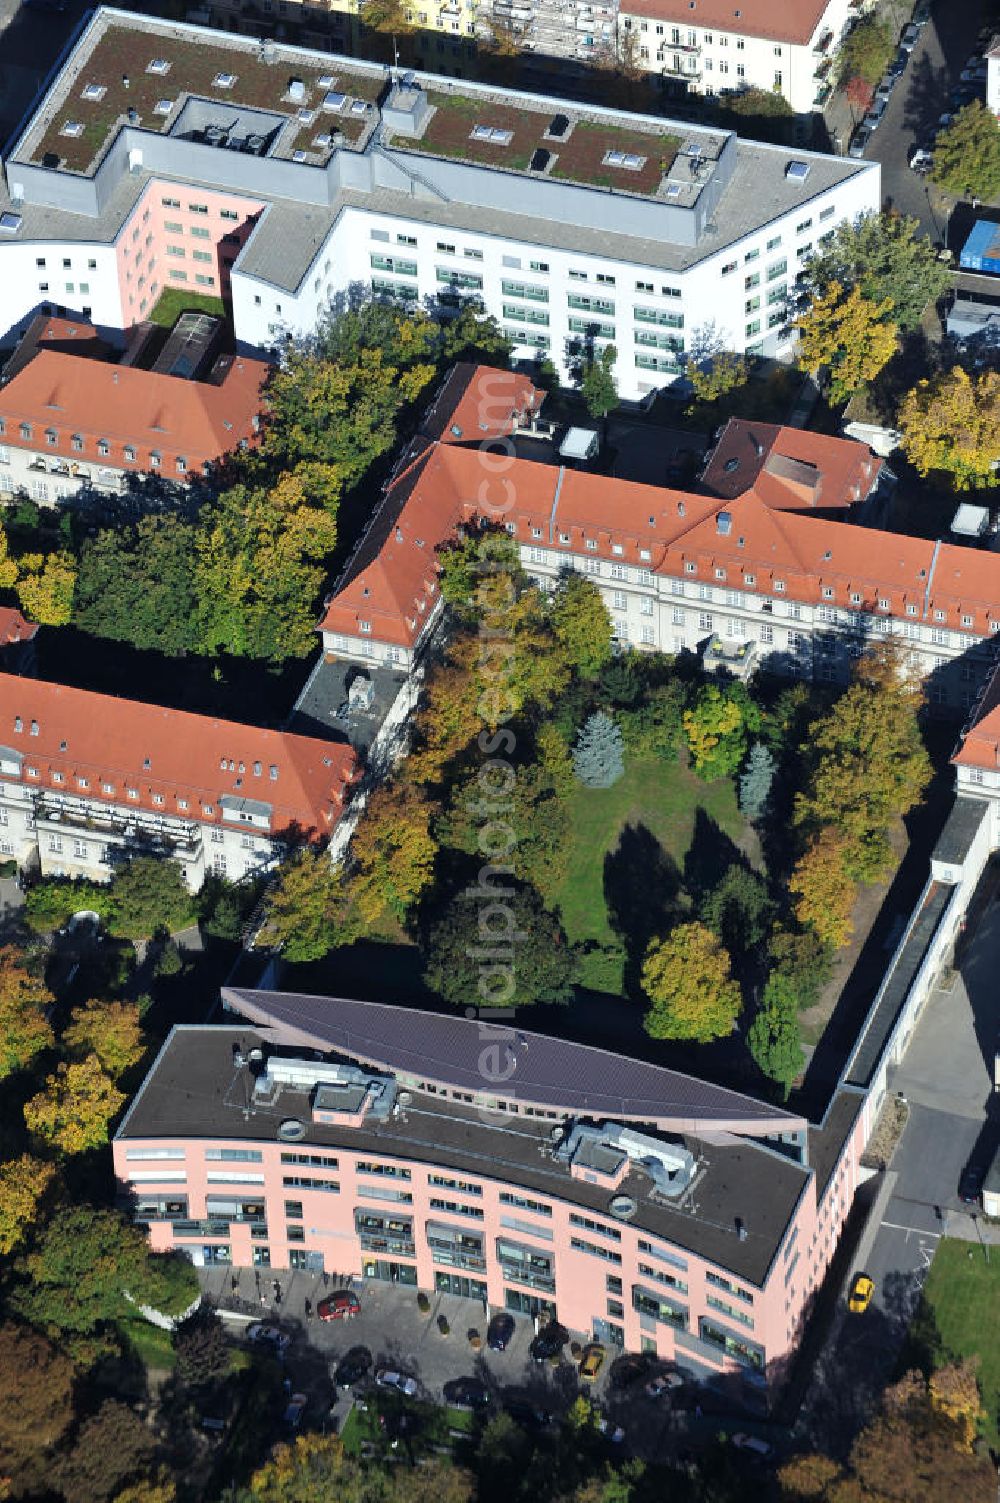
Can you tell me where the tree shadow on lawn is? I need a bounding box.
[603,822,683,997]
[683,807,746,910]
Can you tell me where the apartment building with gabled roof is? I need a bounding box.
[0,674,359,889]
[319,364,1000,716]
[0,312,269,505]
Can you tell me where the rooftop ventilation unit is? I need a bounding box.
[785,160,811,183]
[530,147,552,172]
[547,112,570,137]
[609,1193,637,1220]
[0,212,23,234]
[277,1118,306,1141]
[287,78,306,103]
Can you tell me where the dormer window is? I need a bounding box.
[773,579,785,592]
[178,798,188,811]
[52,771,64,784]
[586,538,597,551]
[45,428,57,446]
[934,609,945,622]
[77,777,89,790]
[558,532,571,544]
[684,561,696,574]
[102,782,115,794]
[359,620,372,633]
[639,549,651,561]
[531,527,542,539]
[127,787,139,800]
[744,573,755,586]
[821,586,833,599]
[124,446,136,463]
[850,592,862,605]
[714,567,726,580]
[962,614,973,627]
[878,597,890,610]
[612,544,624,556]
[97,439,110,457]
[906,603,917,616]
[19,423,31,441]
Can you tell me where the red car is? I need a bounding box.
[317,1289,361,1322]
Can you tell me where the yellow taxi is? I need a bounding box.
[579,1343,607,1382]
[848,1273,874,1314]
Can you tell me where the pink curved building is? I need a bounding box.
[113,989,866,1397]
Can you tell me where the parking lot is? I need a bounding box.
[201,1267,752,1459]
[839,1,991,240]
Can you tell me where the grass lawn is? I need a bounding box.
[119,1317,176,1371]
[551,754,751,993]
[921,1237,1000,1447]
[148,287,228,329]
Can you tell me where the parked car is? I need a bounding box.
[443,1376,490,1411]
[283,1393,307,1429]
[375,1368,418,1396]
[334,1345,372,1387]
[645,1371,684,1399]
[529,1322,568,1362]
[732,1432,774,1458]
[899,21,920,49]
[317,1289,361,1322]
[486,1312,515,1351]
[863,97,888,131]
[848,1273,875,1314]
[579,1344,606,1383]
[246,1324,290,1355]
[608,1354,653,1391]
[848,124,872,159]
[937,112,955,131]
[959,1164,984,1204]
[597,1416,626,1443]
[875,74,896,102]
[888,46,910,77]
[503,1397,553,1431]
[960,64,988,84]
[910,147,934,172]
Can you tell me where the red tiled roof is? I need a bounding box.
[319,367,1000,653]
[701,419,881,512]
[619,0,831,45]
[421,363,545,445]
[952,666,1000,769]
[0,607,39,645]
[0,345,269,475]
[0,675,358,836]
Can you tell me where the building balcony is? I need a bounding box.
[659,58,702,78]
[359,1235,417,1257]
[814,83,833,106]
[702,635,758,680]
[498,1262,556,1294]
[34,797,203,854]
[813,29,834,53]
[430,1248,488,1272]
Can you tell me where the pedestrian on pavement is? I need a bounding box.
[322,1270,329,1288]
[304,1298,312,1320]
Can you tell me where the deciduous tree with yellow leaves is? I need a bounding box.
[641,921,742,1041]
[0,1156,55,1257]
[899,365,1000,491]
[795,279,898,404]
[24,1055,125,1155]
[348,780,437,925]
[0,946,54,1081]
[64,1000,144,1079]
[790,828,857,951]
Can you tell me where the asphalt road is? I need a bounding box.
[798,890,997,1454]
[838,0,988,242]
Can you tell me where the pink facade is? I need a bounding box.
[115,180,264,326]
[114,1021,867,1391]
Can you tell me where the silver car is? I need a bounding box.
[848,124,872,158]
